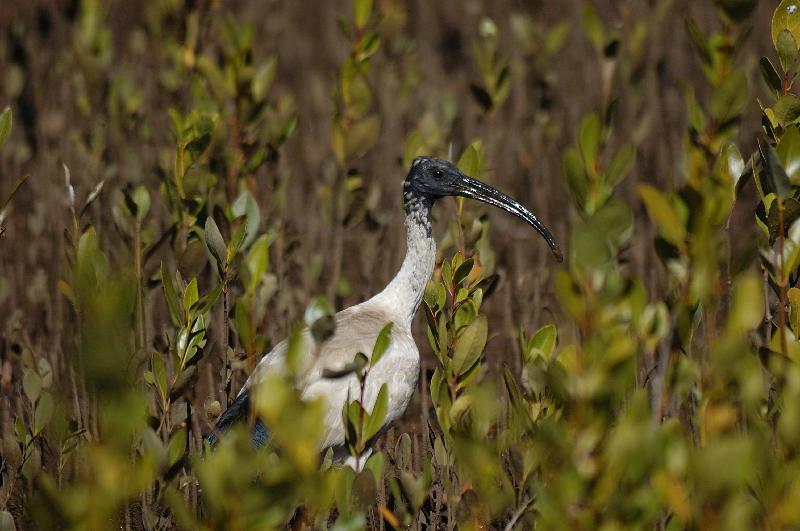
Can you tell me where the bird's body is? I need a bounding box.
[206,157,561,459]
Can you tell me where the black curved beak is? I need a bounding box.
[454,175,563,262]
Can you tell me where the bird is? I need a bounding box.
[205,156,562,465]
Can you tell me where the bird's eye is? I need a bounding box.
[434,169,443,177]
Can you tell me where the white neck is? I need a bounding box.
[370,202,436,328]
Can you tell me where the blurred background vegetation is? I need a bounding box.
[2,0,800,529]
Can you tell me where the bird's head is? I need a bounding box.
[405,156,563,262]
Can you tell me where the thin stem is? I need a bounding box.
[133,220,146,354]
[503,496,535,531]
[355,367,369,473]
[223,279,231,407]
[778,205,788,357]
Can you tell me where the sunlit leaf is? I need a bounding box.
[231,190,260,250]
[581,3,604,52]
[778,125,800,179]
[773,0,800,53]
[720,142,745,187]
[529,324,557,358]
[364,384,388,441]
[183,278,199,317]
[578,113,602,169]
[354,0,372,29]
[638,184,686,247]
[371,322,393,366]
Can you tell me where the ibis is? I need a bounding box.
[206,157,561,465]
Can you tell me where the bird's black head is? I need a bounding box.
[403,156,563,262]
[404,157,467,200]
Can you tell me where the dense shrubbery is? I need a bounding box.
[3,0,800,529]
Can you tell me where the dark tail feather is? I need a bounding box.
[204,390,270,448]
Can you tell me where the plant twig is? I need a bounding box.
[504,496,535,531]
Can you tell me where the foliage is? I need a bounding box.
[3,1,800,530]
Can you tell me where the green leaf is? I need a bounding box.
[234,298,252,349]
[204,217,227,269]
[151,353,168,404]
[720,143,746,187]
[371,323,393,366]
[789,287,800,334]
[457,142,483,177]
[589,197,633,247]
[710,69,748,122]
[605,143,636,188]
[529,324,557,357]
[571,223,612,269]
[544,20,571,56]
[0,106,11,147]
[23,370,41,404]
[761,141,792,200]
[767,198,800,243]
[344,115,380,160]
[578,113,602,169]
[364,384,388,441]
[354,0,372,29]
[685,18,711,66]
[342,60,372,118]
[760,56,783,94]
[183,278,199,317]
[727,274,763,333]
[1,174,28,212]
[357,32,381,62]
[502,365,534,431]
[132,185,150,222]
[581,3,604,52]
[161,263,182,325]
[773,0,800,54]
[777,29,799,72]
[167,428,187,467]
[774,94,800,125]
[245,234,270,293]
[681,83,707,133]
[231,190,260,250]
[638,184,686,247]
[34,392,53,435]
[227,222,248,264]
[351,468,378,510]
[441,258,453,288]
[778,125,800,179]
[192,282,223,316]
[563,147,587,209]
[453,258,474,286]
[251,57,277,102]
[451,315,488,376]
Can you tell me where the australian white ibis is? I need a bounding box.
[206,157,562,464]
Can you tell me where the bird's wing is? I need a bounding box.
[241,304,400,394]
[210,303,406,448]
